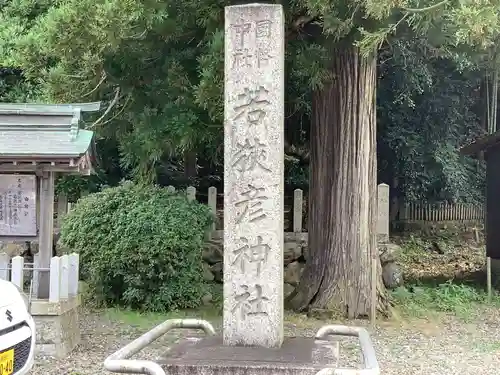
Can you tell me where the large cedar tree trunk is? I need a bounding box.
[287,43,388,318]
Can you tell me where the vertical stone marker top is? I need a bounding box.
[377,183,389,243]
[224,4,284,348]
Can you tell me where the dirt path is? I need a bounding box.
[32,308,500,375]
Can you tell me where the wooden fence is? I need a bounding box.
[164,185,305,232]
[57,184,484,234]
[57,185,308,232]
[57,184,392,238]
[398,202,485,222]
[0,253,80,302]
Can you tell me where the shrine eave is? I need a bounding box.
[0,102,101,113]
[0,153,94,175]
[0,101,100,175]
[0,128,94,156]
[0,131,95,175]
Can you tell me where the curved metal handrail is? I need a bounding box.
[315,325,380,375]
[103,319,216,375]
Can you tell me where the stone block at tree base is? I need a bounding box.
[159,336,338,375]
[32,296,81,358]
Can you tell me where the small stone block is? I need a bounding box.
[33,297,81,358]
[159,336,338,375]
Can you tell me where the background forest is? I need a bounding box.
[0,0,489,208]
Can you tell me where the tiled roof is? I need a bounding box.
[0,129,94,156]
[0,102,100,158]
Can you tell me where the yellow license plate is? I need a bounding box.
[0,349,14,375]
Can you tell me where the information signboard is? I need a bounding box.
[0,175,37,236]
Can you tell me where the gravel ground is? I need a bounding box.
[31,308,500,375]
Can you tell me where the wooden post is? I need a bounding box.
[293,189,303,233]
[370,256,377,329]
[377,183,390,242]
[473,227,480,243]
[69,253,79,296]
[49,256,61,303]
[208,187,217,232]
[487,256,492,303]
[186,186,196,202]
[11,256,24,290]
[32,253,40,298]
[0,253,9,281]
[38,172,55,299]
[56,193,68,229]
[60,254,69,299]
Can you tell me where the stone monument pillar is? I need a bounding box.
[106,6,379,374]
[223,3,284,348]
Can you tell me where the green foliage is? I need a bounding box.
[0,67,42,102]
[392,281,499,320]
[394,232,494,320]
[378,36,485,203]
[55,175,104,202]
[1,0,498,200]
[60,182,213,312]
[285,159,309,189]
[1,0,225,181]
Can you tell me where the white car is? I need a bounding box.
[0,280,35,375]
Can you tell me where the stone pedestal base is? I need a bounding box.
[31,296,81,358]
[159,336,338,375]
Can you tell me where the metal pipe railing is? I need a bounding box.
[315,325,379,375]
[104,319,378,375]
[103,319,215,375]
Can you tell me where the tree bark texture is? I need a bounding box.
[287,43,388,318]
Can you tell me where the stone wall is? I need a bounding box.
[203,231,402,294]
[2,229,401,300]
[203,232,307,297]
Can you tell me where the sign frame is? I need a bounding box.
[0,174,38,237]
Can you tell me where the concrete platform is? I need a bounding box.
[159,336,338,375]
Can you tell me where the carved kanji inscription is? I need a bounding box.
[232,236,271,276]
[257,47,272,68]
[231,283,269,320]
[233,86,270,131]
[231,22,251,50]
[231,137,271,175]
[233,48,253,68]
[255,20,272,39]
[235,184,268,224]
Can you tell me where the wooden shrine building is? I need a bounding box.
[0,102,100,298]
[461,132,500,259]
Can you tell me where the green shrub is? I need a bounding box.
[391,281,499,320]
[60,181,213,312]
